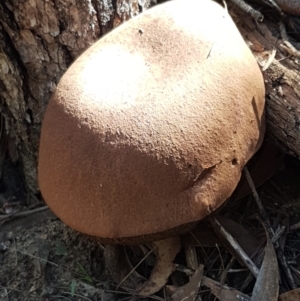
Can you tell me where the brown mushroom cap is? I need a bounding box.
[38,0,265,241]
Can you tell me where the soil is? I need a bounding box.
[0,211,109,301]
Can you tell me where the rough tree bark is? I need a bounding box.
[0,0,299,203]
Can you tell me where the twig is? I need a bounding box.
[202,276,251,301]
[244,166,296,289]
[115,245,156,290]
[244,166,274,237]
[0,206,49,223]
[209,217,259,278]
[240,272,255,292]
[222,0,228,12]
[7,246,59,267]
[104,289,164,301]
[56,292,93,301]
[5,246,100,281]
[175,264,195,276]
[0,284,22,301]
[279,21,300,58]
[290,220,300,231]
[220,256,235,285]
[263,0,283,14]
[190,231,210,261]
[271,225,286,244]
[230,0,264,22]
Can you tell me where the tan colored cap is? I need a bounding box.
[38,0,265,239]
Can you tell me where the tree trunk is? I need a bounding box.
[0,0,299,203]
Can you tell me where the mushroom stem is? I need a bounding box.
[105,236,181,296]
[135,236,181,297]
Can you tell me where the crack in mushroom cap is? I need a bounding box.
[38,0,265,241]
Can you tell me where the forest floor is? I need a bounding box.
[1,154,300,301]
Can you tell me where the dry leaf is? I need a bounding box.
[171,265,204,301]
[202,276,250,301]
[135,236,181,297]
[279,288,300,301]
[251,238,279,301]
[275,0,300,16]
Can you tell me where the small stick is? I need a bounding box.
[263,0,283,14]
[290,220,300,230]
[209,217,259,278]
[222,0,228,12]
[230,0,264,22]
[279,21,300,58]
[220,256,235,285]
[0,206,49,223]
[115,245,155,290]
[244,166,296,289]
[244,166,274,237]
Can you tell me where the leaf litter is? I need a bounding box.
[2,158,300,300]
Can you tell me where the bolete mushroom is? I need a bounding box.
[38,0,265,296]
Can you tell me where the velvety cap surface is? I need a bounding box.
[38,0,265,239]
